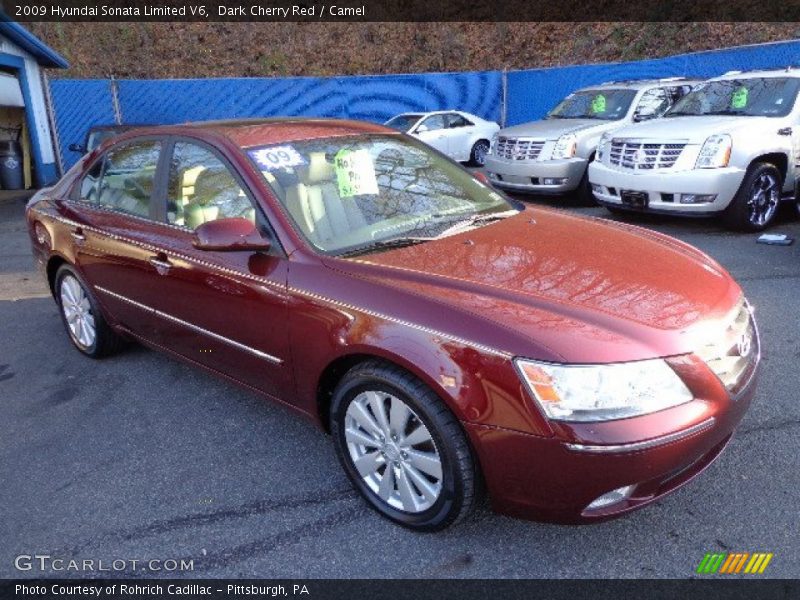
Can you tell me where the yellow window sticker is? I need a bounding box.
[731,86,748,109]
[334,148,379,197]
[591,94,607,114]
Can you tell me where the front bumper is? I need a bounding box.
[465,356,758,523]
[484,155,588,194]
[588,161,746,215]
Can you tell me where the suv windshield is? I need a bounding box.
[247,134,518,255]
[547,89,637,121]
[666,77,800,118]
[384,114,423,132]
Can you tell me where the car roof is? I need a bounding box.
[576,78,701,92]
[112,118,397,148]
[710,67,800,81]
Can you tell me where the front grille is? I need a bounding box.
[494,137,545,161]
[696,299,759,396]
[608,140,686,170]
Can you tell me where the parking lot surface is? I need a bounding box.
[2,192,799,578]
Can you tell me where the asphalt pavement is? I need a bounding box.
[1,192,799,578]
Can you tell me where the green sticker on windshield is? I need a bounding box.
[731,86,748,109]
[334,148,379,198]
[591,94,607,114]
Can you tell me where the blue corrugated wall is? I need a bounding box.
[50,39,800,170]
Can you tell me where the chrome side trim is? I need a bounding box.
[565,417,716,454]
[95,286,283,365]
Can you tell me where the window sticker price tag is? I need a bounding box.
[591,94,607,113]
[334,148,379,197]
[731,86,748,109]
[249,145,307,171]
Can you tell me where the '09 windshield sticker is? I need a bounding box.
[334,148,379,197]
[249,145,307,171]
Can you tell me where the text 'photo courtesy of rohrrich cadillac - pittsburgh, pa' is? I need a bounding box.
[1,7,798,591]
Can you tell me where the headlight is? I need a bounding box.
[695,134,732,169]
[551,133,577,159]
[515,358,693,422]
[596,133,611,161]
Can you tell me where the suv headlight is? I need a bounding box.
[695,134,732,169]
[596,133,611,162]
[551,133,577,159]
[515,358,693,422]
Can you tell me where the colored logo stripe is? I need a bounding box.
[697,552,773,574]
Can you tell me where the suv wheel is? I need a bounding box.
[330,361,477,531]
[724,162,782,231]
[55,265,123,358]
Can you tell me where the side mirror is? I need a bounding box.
[192,217,271,252]
[633,111,655,123]
[69,143,86,153]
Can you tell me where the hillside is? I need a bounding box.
[29,22,800,79]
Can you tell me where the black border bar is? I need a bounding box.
[2,0,800,22]
[2,579,800,600]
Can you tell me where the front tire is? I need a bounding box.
[469,140,490,167]
[55,265,123,358]
[723,162,782,231]
[330,361,477,531]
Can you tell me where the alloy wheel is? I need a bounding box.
[344,390,443,513]
[473,141,490,166]
[747,172,780,227]
[60,274,96,349]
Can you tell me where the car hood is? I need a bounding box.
[325,208,741,363]
[498,118,617,140]
[612,115,776,144]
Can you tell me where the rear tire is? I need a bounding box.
[330,360,477,531]
[723,162,782,231]
[55,264,124,358]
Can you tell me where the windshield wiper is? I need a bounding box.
[337,236,434,257]
[703,110,747,116]
[435,209,519,237]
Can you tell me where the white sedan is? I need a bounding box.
[384,110,500,166]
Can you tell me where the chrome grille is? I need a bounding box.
[494,137,545,161]
[608,140,686,170]
[696,300,759,396]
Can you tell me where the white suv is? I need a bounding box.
[589,68,800,230]
[484,79,696,203]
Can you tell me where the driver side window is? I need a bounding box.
[78,141,161,219]
[419,114,446,132]
[166,142,256,230]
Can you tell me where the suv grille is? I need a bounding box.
[609,140,686,170]
[494,137,545,161]
[696,300,759,396]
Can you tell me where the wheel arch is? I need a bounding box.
[46,253,69,296]
[750,152,789,183]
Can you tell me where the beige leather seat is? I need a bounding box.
[183,168,255,229]
[284,152,367,247]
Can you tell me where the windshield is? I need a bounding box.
[246,134,518,255]
[547,89,637,121]
[384,114,423,132]
[666,78,800,117]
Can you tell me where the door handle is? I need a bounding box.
[149,255,172,275]
[71,228,86,243]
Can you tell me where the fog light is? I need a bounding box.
[591,183,603,193]
[542,177,567,185]
[680,193,717,204]
[586,485,635,510]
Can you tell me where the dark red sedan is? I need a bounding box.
[26,119,760,530]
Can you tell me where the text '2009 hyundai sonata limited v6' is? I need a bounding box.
[26,118,760,530]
